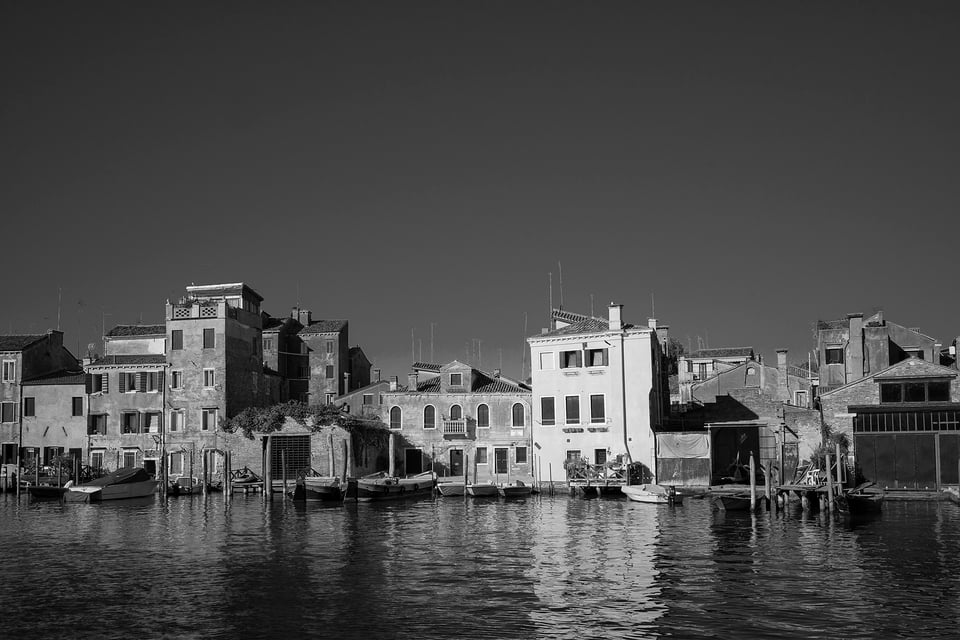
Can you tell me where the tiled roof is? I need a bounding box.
[298,319,347,335]
[537,309,636,338]
[89,355,167,366]
[262,316,286,331]
[0,334,47,351]
[105,324,165,338]
[873,358,958,380]
[22,370,86,386]
[412,362,441,372]
[474,377,530,394]
[688,347,754,359]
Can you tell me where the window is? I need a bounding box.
[203,328,215,349]
[91,450,104,469]
[122,450,137,468]
[595,449,607,465]
[746,367,756,376]
[904,349,924,360]
[560,350,582,369]
[23,397,35,417]
[2,360,15,382]
[565,396,580,424]
[88,414,107,435]
[516,446,528,464]
[928,381,951,402]
[512,403,525,427]
[423,405,436,429]
[590,394,605,423]
[325,393,335,404]
[477,404,489,428]
[540,352,555,370]
[450,373,462,386]
[697,363,708,380]
[201,408,217,431]
[326,340,334,354]
[118,372,135,393]
[476,447,488,464]
[203,369,215,388]
[794,390,808,407]
[880,380,953,404]
[88,373,108,394]
[121,412,139,434]
[325,365,334,379]
[263,337,274,351]
[171,330,183,350]
[1,402,15,422]
[450,404,462,421]
[905,382,926,402]
[146,372,159,393]
[169,451,183,475]
[566,450,582,463]
[72,397,83,417]
[586,348,608,367]
[363,394,374,405]
[541,397,555,426]
[143,412,160,433]
[390,406,402,430]
[171,371,182,389]
[881,382,902,403]
[825,348,844,364]
[170,410,183,432]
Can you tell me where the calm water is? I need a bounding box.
[2,492,959,639]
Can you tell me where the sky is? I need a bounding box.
[2,1,959,381]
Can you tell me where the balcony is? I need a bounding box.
[442,420,467,437]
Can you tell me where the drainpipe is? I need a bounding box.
[16,376,23,498]
[620,331,632,465]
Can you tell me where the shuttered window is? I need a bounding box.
[203,328,215,349]
[171,330,183,350]
[23,397,35,417]
[541,397,555,426]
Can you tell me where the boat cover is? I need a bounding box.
[85,466,152,487]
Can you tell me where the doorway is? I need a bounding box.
[449,449,464,477]
[494,447,508,475]
[405,449,423,475]
[595,449,607,466]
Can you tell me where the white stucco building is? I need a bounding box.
[527,304,667,485]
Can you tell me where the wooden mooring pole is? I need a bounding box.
[749,452,757,512]
[548,463,553,496]
[341,439,348,483]
[328,433,335,478]
[388,433,396,477]
[346,435,354,480]
[264,435,273,501]
[764,465,771,511]
[825,452,834,512]
[282,450,288,496]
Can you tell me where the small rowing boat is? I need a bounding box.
[621,484,682,505]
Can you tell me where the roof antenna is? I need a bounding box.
[651,292,655,319]
[411,328,415,363]
[548,272,553,321]
[590,294,594,317]
[430,323,435,363]
[558,261,564,310]
[521,313,528,379]
[296,281,300,307]
[57,286,62,331]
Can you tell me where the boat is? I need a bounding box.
[27,484,68,500]
[621,484,682,505]
[64,467,159,503]
[839,483,882,514]
[356,471,436,501]
[710,493,753,511]
[167,476,202,496]
[499,480,533,498]
[466,482,499,497]
[437,480,466,496]
[291,476,344,502]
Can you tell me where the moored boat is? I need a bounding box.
[622,484,682,505]
[27,484,68,500]
[293,476,344,502]
[356,471,436,501]
[499,480,533,498]
[710,493,753,511]
[466,482,499,497]
[839,483,883,515]
[437,481,466,496]
[64,467,159,503]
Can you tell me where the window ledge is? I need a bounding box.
[562,370,580,376]
[562,427,584,433]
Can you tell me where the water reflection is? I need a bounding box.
[1,493,959,639]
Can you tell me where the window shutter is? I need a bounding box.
[137,372,147,393]
[102,373,109,394]
[85,374,93,394]
[119,372,127,393]
[157,371,165,389]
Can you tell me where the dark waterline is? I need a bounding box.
[1,493,959,639]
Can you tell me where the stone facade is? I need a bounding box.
[19,373,87,467]
[378,362,533,481]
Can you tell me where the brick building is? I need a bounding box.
[677,347,755,406]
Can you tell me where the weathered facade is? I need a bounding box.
[19,372,87,468]
[528,305,666,484]
[677,347,755,406]
[819,357,960,490]
[1,331,80,471]
[378,361,532,481]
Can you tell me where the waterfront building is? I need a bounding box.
[1,331,80,473]
[85,324,168,474]
[660,348,821,486]
[817,311,941,394]
[819,356,960,491]
[378,361,533,481]
[293,308,371,404]
[261,312,304,402]
[676,347,755,406]
[527,305,667,485]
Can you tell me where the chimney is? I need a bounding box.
[408,372,418,391]
[291,306,299,320]
[493,368,501,378]
[298,309,312,326]
[373,368,381,382]
[848,313,864,382]
[389,376,398,392]
[776,349,789,402]
[343,371,351,392]
[609,303,623,331]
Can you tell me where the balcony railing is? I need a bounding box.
[442,420,466,436]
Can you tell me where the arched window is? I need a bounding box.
[423,405,436,429]
[450,404,462,421]
[477,404,489,428]
[512,403,525,427]
[390,406,402,430]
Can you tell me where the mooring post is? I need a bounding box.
[801,490,810,511]
[764,466,771,511]
[749,452,757,512]
[202,451,208,496]
[464,453,469,485]
[825,452,834,512]
[224,450,231,499]
[328,433,335,477]
[548,463,553,496]
[388,433,396,477]
[346,435,354,480]
[835,442,844,488]
[341,439,348,483]
[282,450,288,496]
[264,435,273,500]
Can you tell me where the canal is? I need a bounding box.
[1,493,959,639]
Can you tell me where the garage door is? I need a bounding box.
[855,433,937,489]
